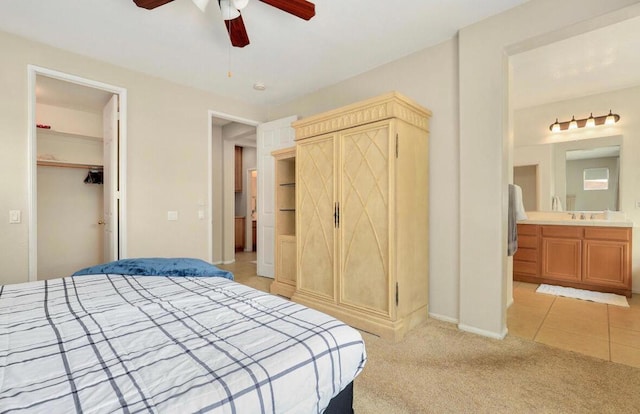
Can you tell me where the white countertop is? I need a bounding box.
[517,211,634,228]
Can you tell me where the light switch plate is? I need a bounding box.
[167,211,178,221]
[9,210,21,224]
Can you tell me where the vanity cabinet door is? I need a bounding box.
[583,240,630,289]
[582,227,631,292]
[541,237,582,282]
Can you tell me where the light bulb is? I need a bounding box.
[191,0,210,12]
[220,0,240,20]
[605,110,616,126]
[232,0,249,10]
[585,113,595,128]
[551,119,561,133]
[568,116,578,130]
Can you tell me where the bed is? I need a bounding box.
[0,260,366,413]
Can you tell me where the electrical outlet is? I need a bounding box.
[167,211,178,221]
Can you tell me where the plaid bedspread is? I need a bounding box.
[0,275,366,413]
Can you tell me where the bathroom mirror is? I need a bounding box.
[564,145,620,211]
[514,135,623,212]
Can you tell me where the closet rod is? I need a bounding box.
[37,160,103,170]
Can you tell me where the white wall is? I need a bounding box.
[514,85,640,292]
[269,39,461,323]
[0,30,264,284]
[37,166,104,278]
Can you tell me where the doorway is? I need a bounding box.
[27,66,127,281]
[514,165,538,211]
[208,112,259,266]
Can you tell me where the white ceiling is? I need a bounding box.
[1,0,531,108]
[36,75,114,112]
[510,15,640,109]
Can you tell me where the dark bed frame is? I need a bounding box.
[324,381,354,414]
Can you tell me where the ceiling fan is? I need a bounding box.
[133,0,315,48]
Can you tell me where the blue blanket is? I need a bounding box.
[72,258,233,280]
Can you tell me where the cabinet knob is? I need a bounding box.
[98,219,106,225]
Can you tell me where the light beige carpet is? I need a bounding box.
[353,319,640,413]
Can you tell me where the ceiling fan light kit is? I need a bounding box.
[231,0,249,10]
[191,0,211,12]
[133,0,315,48]
[219,0,240,20]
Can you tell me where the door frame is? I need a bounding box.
[27,65,128,282]
[245,167,257,252]
[207,110,260,264]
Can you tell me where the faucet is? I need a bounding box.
[590,213,597,220]
[568,212,576,220]
[580,212,586,220]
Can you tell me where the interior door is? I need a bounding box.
[102,94,119,261]
[256,115,297,277]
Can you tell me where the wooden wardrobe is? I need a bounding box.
[291,92,431,341]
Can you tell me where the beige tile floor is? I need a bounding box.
[222,255,640,369]
[508,281,640,368]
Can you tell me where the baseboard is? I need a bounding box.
[507,296,514,308]
[458,323,507,340]
[428,312,459,324]
[222,259,235,264]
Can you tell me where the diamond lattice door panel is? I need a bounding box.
[297,135,335,298]
[340,123,390,314]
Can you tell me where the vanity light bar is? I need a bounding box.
[549,110,620,132]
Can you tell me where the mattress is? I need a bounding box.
[0,275,366,413]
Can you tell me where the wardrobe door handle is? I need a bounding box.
[98,219,106,225]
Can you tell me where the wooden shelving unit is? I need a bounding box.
[270,146,297,298]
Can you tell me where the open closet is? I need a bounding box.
[35,74,117,280]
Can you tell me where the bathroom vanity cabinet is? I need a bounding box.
[514,223,632,297]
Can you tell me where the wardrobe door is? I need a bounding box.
[339,121,391,315]
[296,134,336,299]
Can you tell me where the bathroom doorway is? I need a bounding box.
[514,165,537,212]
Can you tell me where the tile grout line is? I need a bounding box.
[533,287,556,342]
[606,304,612,362]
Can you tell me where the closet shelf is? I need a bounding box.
[37,128,102,142]
[280,182,296,187]
[37,160,103,170]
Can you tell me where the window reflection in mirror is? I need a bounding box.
[565,146,619,211]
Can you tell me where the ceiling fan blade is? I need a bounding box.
[133,0,175,10]
[225,15,250,48]
[258,0,315,20]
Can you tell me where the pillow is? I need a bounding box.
[72,258,234,280]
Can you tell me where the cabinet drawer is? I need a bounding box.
[514,260,537,275]
[514,247,537,262]
[517,224,538,236]
[541,225,583,239]
[518,234,538,249]
[584,227,631,242]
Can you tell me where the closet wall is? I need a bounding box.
[36,103,104,279]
